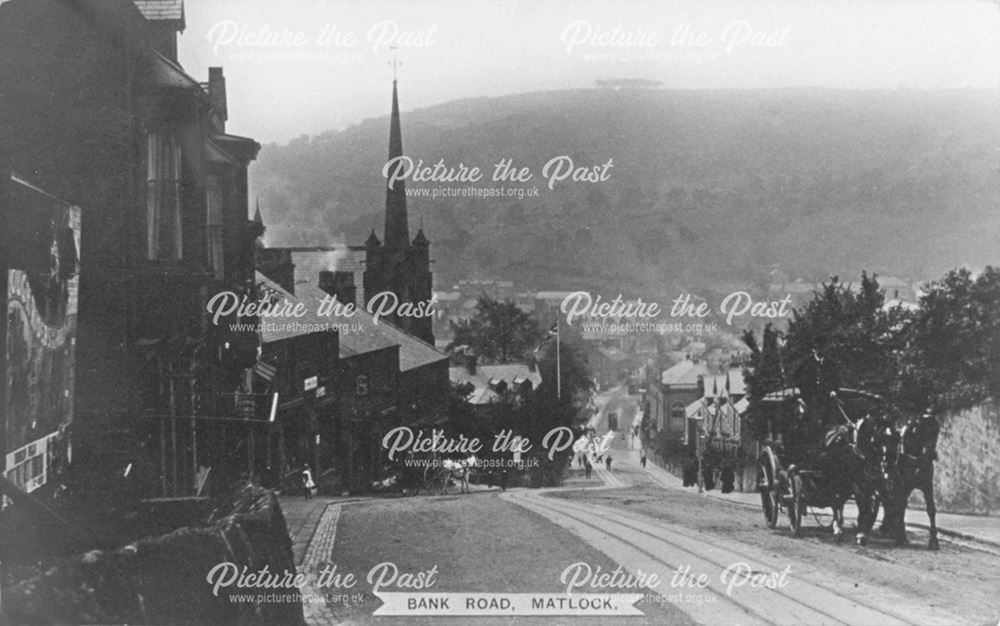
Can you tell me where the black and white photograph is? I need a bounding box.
[1,0,998,624]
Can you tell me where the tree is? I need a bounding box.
[742,273,906,432]
[900,266,1000,410]
[526,329,595,486]
[535,327,594,403]
[741,322,786,439]
[447,296,542,363]
[782,273,902,413]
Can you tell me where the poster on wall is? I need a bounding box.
[2,190,78,507]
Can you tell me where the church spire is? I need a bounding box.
[383,78,409,249]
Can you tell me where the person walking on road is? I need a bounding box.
[302,464,315,500]
[640,453,647,468]
[605,455,613,471]
[584,456,592,479]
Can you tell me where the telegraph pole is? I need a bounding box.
[556,314,561,400]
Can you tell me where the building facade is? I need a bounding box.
[0,0,261,497]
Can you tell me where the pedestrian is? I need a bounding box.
[640,453,647,468]
[605,455,612,471]
[584,456,592,480]
[302,464,315,500]
[721,466,735,493]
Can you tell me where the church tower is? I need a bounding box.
[363,79,434,344]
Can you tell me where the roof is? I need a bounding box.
[662,360,710,386]
[450,364,542,390]
[879,275,910,288]
[149,51,201,90]
[466,387,501,405]
[296,281,446,371]
[686,399,712,419]
[883,299,919,312]
[702,369,747,398]
[256,272,329,343]
[256,272,448,372]
[535,291,575,301]
[597,347,629,362]
[134,0,185,25]
[734,396,749,414]
[289,247,367,293]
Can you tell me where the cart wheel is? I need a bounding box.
[426,467,448,495]
[759,457,780,529]
[788,474,804,536]
[423,465,439,495]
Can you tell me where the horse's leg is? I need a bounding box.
[856,487,874,546]
[832,500,845,544]
[924,477,939,550]
[893,487,909,546]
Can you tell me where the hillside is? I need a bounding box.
[250,87,1000,297]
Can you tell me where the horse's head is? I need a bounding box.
[854,413,900,479]
[900,411,940,463]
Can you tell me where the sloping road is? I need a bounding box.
[502,486,962,625]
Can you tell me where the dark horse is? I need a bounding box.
[801,416,883,545]
[880,411,940,550]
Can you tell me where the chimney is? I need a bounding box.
[319,270,357,306]
[208,67,228,126]
[465,354,478,376]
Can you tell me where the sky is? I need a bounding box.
[176,0,1000,144]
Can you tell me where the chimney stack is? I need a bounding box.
[208,67,228,126]
[319,270,357,306]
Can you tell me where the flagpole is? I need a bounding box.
[556,315,561,400]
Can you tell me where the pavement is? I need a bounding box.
[279,494,363,566]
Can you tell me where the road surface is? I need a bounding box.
[296,387,998,624]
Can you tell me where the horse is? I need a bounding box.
[880,412,940,550]
[799,417,883,545]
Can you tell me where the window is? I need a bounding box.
[146,132,182,260]
[206,176,224,278]
[670,401,686,424]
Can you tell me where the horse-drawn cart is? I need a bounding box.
[756,388,888,540]
[378,454,478,496]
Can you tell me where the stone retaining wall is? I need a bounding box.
[3,483,304,625]
[921,400,1000,515]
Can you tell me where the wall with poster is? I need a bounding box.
[1,175,80,507]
